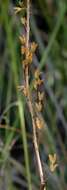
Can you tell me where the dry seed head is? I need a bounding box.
[14,7,23,14]
[35,102,42,112]
[49,154,58,172]
[38,92,44,101]
[31,42,38,53]
[17,85,28,96]
[14,2,26,14]
[50,163,58,172]
[49,154,57,164]
[35,117,43,129]
[26,50,33,64]
[33,79,43,90]
[34,69,41,79]
[21,46,26,54]
[36,79,43,86]
[19,35,26,44]
[27,52,33,63]
[37,79,43,85]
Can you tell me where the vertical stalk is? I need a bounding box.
[25,0,30,89]
[25,0,46,189]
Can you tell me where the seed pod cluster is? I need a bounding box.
[33,69,45,113]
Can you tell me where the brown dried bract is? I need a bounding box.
[35,102,42,112]
[35,117,43,129]
[38,92,44,101]
[34,69,41,79]
[19,35,26,45]
[30,42,38,53]
[49,154,58,172]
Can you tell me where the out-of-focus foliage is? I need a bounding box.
[0,0,67,190]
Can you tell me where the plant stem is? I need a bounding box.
[25,0,46,189]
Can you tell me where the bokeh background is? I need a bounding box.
[0,0,67,190]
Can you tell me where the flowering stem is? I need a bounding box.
[25,0,46,189]
[25,0,30,89]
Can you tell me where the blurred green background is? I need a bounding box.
[0,0,67,190]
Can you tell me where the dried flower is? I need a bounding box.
[30,42,38,53]
[35,102,42,112]
[17,85,27,96]
[37,79,43,86]
[14,6,23,14]
[33,79,43,89]
[35,117,43,129]
[34,69,41,79]
[19,35,26,44]
[38,92,44,101]
[14,2,26,14]
[49,154,58,172]
[26,51,33,64]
